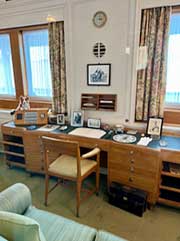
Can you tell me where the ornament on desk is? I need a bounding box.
[10,96,30,115]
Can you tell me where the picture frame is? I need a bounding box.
[71,111,84,127]
[146,117,163,136]
[87,63,111,86]
[57,114,65,125]
[87,118,101,129]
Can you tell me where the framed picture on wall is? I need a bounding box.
[71,111,84,127]
[87,63,111,86]
[146,117,163,136]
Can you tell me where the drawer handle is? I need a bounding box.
[129,177,133,182]
[130,167,134,172]
[130,159,135,164]
[130,151,134,155]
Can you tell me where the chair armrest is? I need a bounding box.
[0,183,32,215]
[81,147,100,159]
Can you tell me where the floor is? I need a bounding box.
[0,156,179,241]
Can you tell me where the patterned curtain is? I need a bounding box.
[135,7,171,121]
[48,22,67,114]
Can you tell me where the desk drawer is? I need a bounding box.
[2,126,23,137]
[109,150,159,172]
[109,169,157,192]
[109,162,157,179]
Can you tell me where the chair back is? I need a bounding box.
[42,136,79,156]
[41,136,81,176]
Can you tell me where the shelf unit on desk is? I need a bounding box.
[158,149,180,208]
[0,123,26,168]
[81,93,117,111]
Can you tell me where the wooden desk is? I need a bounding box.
[1,121,180,207]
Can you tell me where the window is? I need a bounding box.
[23,29,52,98]
[166,13,180,106]
[0,34,15,96]
[0,25,52,109]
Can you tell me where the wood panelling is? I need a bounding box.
[164,109,180,126]
[0,99,51,109]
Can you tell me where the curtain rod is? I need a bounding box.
[143,4,180,11]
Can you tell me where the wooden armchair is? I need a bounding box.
[42,136,101,217]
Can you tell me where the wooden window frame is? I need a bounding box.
[0,24,52,109]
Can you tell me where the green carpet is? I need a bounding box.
[0,156,179,241]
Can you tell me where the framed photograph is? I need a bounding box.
[87,63,111,86]
[146,117,163,136]
[57,114,65,125]
[87,118,101,129]
[71,111,84,127]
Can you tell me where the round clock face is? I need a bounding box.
[93,11,107,28]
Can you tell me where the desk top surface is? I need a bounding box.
[2,121,180,151]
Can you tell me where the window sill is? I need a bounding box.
[0,98,52,109]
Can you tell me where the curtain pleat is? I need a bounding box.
[135,7,171,121]
[48,22,67,114]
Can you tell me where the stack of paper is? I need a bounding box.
[137,137,152,146]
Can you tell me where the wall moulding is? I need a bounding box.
[0,0,66,17]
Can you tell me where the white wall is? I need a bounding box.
[70,0,136,125]
[0,0,65,29]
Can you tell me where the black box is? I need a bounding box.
[108,182,147,217]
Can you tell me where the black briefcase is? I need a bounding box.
[108,182,147,217]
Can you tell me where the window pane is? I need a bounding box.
[0,34,15,96]
[166,14,180,104]
[23,29,52,98]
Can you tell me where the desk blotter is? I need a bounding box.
[69,128,106,139]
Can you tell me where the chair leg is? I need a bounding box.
[45,174,49,206]
[76,180,81,217]
[96,166,100,196]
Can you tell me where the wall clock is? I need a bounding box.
[93,11,107,28]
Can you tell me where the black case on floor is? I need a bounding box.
[108,182,147,217]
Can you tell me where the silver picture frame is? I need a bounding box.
[87,118,101,128]
[57,114,65,125]
[71,111,84,127]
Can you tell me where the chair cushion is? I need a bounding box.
[25,206,97,241]
[48,154,97,178]
[0,211,46,241]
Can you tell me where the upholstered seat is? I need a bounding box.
[49,154,97,178]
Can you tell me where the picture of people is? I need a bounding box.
[147,117,163,136]
[87,64,111,86]
[57,114,65,125]
[71,111,84,127]
[90,68,107,83]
